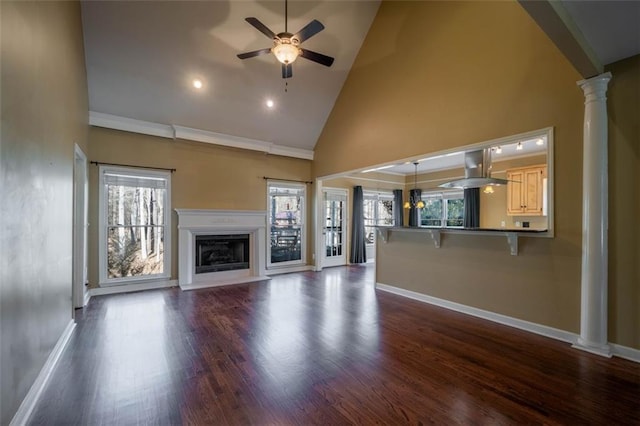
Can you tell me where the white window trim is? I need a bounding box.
[267,181,306,269]
[98,165,172,286]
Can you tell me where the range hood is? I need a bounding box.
[439,149,509,189]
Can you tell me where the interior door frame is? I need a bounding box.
[73,144,88,308]
[321,187,348,268]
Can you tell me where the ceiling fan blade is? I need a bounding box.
[300,49,334,67]
[245,17,276,39]
[293,19,325,43]
[282,63,292,79]
[237,48,272,60]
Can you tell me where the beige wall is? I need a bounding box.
[313,1,585,335]
[607,55,640,349]
[88,127,312,286]
[0,2,89,423]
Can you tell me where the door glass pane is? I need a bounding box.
[325,200,343,257]
[269,187,303,264]
[378,199,394,226]
[363,199,375,245]
[107,226,164,278]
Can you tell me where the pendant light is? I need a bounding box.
[404,162,425,209]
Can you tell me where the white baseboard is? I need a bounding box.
[572,340,612,358]
[180,275,270,291]
[376,282,640,364]
[10,320,76,426]
[266,265,314,276]
[610,342,640,363]
[376,282,578,344]
[89,279,177,297]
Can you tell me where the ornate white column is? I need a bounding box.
[573,72,612,357]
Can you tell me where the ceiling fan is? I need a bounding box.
[237,0,335,79]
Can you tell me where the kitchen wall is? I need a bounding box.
[88,127,312,287]
[0,1,89,424]
[480,155,548,230]
[606,54,640,349]
[313,1,586,335]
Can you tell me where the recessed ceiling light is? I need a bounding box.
[266,99,274,108]
[495,146,502,154]
[193,79,203,89]
[516,142,523,151]
[536,138,544,146]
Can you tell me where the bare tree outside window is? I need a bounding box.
[419,192,464,228]
[106,184,165,279]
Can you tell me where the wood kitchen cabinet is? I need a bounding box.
[506,165,547,216]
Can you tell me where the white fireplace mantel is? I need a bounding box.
[175,209,269,290]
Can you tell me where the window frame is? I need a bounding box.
[98,165,172,286]
[419,190,464,229]
[267,181,306,268]
[363,191,395,245]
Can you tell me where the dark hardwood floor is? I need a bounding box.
[30,265,639,425]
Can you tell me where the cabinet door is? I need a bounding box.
[507,170,524,215]
[523,167,544,214]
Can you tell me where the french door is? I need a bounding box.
[267,182,305,268]
[322,189,347,268]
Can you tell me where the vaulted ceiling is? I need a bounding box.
[82,1,380,158]
[82,1,639,163]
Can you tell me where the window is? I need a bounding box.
[363,192,395,244]
[419,191,464,228]
[268,182,305,267]
[99,166,171,285]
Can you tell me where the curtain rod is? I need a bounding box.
[91,161,176,173]
[263,176,313,184]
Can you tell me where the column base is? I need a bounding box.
[572,338,612,358]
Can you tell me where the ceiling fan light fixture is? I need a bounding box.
[272,41,300,64]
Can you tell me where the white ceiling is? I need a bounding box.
[81,1,380,153]
[560,0,640,66]
[81,1,638,158]
[360,137,548,176]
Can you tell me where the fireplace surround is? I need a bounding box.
[176,209,269,290]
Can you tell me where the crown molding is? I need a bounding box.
[269,144,314,160]
[172,125,314,160]
[88,112,314,161]
[89,111,174,139]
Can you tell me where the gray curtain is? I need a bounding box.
[350,186,367,263]
[464,188,480,228]
[408,189,421,227]
[393,189,404,227]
